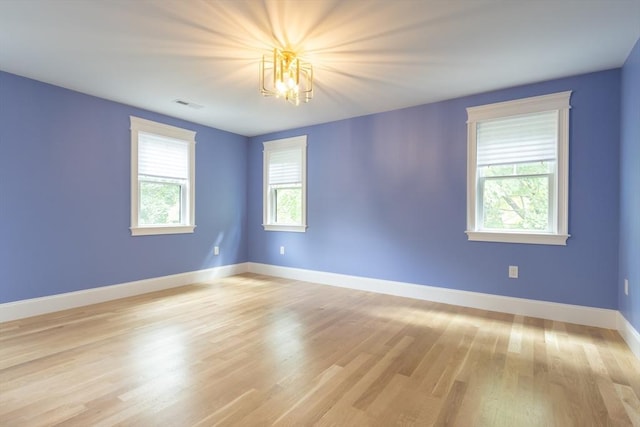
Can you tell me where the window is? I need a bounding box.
[263,135,307,232]
[466,91,571,245]
[130,116,196,236]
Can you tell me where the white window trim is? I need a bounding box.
[263,135,308,232]
[465,91,572,245]
[130,116,196,236]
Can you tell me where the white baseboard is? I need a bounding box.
[0,262,249,323]
[617,312,640,359]
[247,262,619,330]
[3,261,633,356]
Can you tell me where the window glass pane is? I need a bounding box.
[482,175,549,231]
[481,164,515,177]
[139,181,182,225]
[480,161,553,177]
[515,161,553,175]
[274,185,301,225]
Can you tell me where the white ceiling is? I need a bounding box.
[1,1,639,137]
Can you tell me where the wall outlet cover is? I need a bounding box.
[508,265,519,279]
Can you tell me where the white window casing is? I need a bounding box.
[465,91,572,245]
[263,135,307,232]
[130,116,196,236]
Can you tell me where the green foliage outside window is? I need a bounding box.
[139,181,182,225]
[274,186,302,225]
[480,161,552,231]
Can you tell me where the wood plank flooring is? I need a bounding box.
[1,273,639,426]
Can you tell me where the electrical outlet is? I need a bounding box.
[625,278,629,296]
[280,246,285,255]
[214,246,219,256]
[508,265,519,279]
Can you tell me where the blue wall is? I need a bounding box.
[0,64,628,313]
[0,72,248,303]
[248,69,622,309]
[619,39,640,330]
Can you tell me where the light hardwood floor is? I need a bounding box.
[1,273,639,426]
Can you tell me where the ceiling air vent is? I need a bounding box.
[174,99,204,110]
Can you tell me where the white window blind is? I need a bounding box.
[477,110,558,166]
[138,132,188,179]
[268,148,302,185]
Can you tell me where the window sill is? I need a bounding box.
[263,224,307,233]
[131,225,196,236]
[465,230,569,246]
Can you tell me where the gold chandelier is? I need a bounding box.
[260,49,313,105]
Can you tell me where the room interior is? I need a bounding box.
[1,1,639,425]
